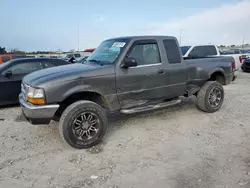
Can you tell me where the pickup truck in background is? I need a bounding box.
[19,36,235,149]
[181,44,243,71]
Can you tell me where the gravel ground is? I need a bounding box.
[0,71,250,188]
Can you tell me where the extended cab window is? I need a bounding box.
[128,43,161,66]
[188,45,217,57]
[163,39,181,64]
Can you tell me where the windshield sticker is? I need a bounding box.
[112,42,126,48]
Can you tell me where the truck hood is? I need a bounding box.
[23,63,113,87]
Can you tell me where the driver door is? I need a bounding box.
[0,61,43,105]
[115,40,167,109]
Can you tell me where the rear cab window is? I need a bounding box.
[188,45,217,57]
[163,39,182,64]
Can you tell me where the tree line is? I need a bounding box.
[0,46,66,55]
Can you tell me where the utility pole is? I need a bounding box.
[77,24,79,52]
[242,36,245,49]
[179,29,182,45]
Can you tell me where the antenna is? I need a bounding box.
[242,36,245,49]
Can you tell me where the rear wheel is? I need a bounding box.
[59,100,107,149]
[196,81,224,113]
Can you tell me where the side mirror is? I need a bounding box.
[3,70,12,77]
[121,57,137,68]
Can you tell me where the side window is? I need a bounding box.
[163,39,181,64]
[128,43,161,66]
[6,62,43,75]
[188,46,217,57]
[43,62,55,68]
[43,60,67,68]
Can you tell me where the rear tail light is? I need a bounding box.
[239,56,243,63]
[232,59,236,70]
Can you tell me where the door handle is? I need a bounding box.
[158,69,165,74]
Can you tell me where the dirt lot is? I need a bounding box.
[0,71,250,188]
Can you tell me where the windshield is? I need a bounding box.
[180,46,191,55]
[87,39,128,64]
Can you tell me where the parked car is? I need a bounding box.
[241,58,250,72]
[20,35,235,149]
[181,45,244,71]
[65,53,82,60]
[239,50,250,61]
[0,57,70,106]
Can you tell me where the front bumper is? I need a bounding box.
[19,94,59,125]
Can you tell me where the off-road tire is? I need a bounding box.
[59,100,107,149]
[196,81,224,113]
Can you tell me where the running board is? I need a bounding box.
[120,99,182,114]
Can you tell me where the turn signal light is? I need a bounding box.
[27,97,45,105]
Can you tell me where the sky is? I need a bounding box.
[1,0,250,51]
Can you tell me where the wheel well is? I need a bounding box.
[54,92,109,120]
[208,72,225,85]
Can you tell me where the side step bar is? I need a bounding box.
[120,99,182,114]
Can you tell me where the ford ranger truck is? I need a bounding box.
[19,36,235,149]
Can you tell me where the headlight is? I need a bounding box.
[26,87,45,105]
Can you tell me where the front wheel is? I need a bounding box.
[196,81,224,113]
[59,100,107,149]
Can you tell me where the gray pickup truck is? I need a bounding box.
[19,36,236,149]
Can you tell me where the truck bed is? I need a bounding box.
[183,56,234,87]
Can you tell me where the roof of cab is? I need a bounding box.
[105,35,177,41]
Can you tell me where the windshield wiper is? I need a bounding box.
[88,59,103,66]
